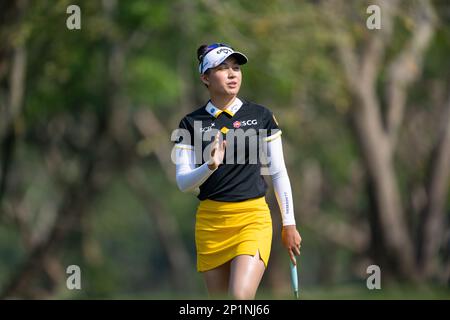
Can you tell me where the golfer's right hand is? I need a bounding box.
[208,131,227,170]
[282,225,302,265]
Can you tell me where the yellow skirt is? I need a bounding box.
[195,196,273,272]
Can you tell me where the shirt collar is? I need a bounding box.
[205,97,243,118]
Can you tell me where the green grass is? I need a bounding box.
[274,285,450,300]
[95,284,450,300]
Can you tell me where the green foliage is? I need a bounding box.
[126,57,180,107]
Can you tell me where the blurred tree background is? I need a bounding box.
[1,0,450,299]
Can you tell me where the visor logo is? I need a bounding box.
[217,48,232,55]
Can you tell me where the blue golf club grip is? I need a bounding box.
[290,260,299,299]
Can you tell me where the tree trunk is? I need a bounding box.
[1,157,101,298]
[332,0,436,281]
[0,0,28,205]
[126,168,196,292]
[418,94,450,278]
[352,92,416,279]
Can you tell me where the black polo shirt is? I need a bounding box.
[173,99,281,202]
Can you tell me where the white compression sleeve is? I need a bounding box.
[266,136,296,226]
[174,145,217,193]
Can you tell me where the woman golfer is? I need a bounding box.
[172,43,301,299]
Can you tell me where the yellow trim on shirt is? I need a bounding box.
[223,110,234,117]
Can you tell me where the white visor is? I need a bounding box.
[198,46,248,74]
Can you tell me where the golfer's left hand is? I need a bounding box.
[281,225,302,265]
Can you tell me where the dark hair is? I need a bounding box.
[197,44,210,87]
[197,44,208,62]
